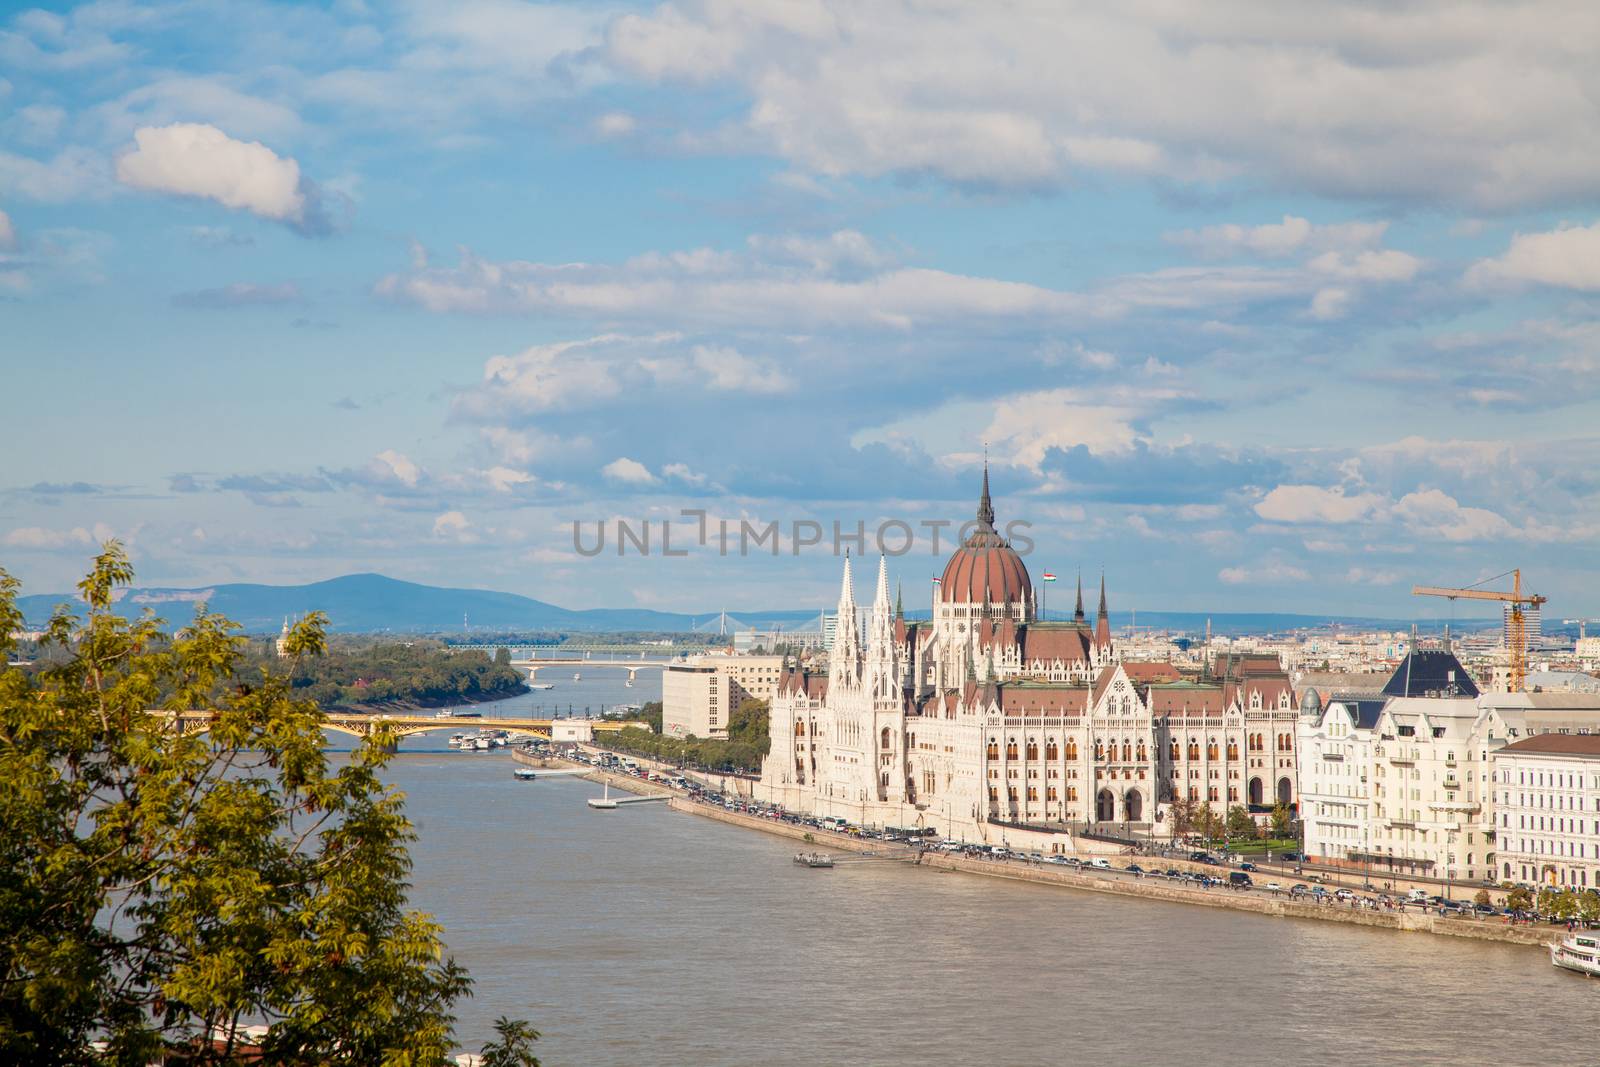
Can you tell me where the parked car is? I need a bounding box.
[1089,858,1112,869]
[1239,861,1258,872]
[1228,872,1253,888]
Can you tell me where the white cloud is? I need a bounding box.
[663,462,709,486]
[1467,221,1600,291]
[431,510,475,541]
[373,449,422,488]
[379,235,1091,329]
[602,457,656,484]
[982,388,1148,471]
[1255,485,1385,524]
[1391,489,1516,542]
[1218,561,1310,585]
[483,466,534,492]
[1308,287,1351,320]
[602,2,1600,209]
[1344,566,1400,585]
[1307,248,1422,282]
[594,111,636,137]
[115,124,328,234]
[1167,216,1389,258]
[0,208,13,249]
[692,344,792,393]
[0,145,109,202]
[3,525,94,549]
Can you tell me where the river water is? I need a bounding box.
[378,745,1596,1067]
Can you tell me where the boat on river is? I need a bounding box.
[529,683,555,690]
[794,852,835,869]
[1550,932,1600,977]
[513,768,540,781]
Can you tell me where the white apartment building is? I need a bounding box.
[1368,693,1490,884]
[1298,697,1384,862]
[662,654,786,739]
[1297,654,1600,887]
[1492,733,1600,889]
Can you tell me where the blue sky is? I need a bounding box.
[3,0,1600,620]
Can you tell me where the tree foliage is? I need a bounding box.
[272,641,526,710]
[0,546,527,1065]
[601,699,771,774]
[479,1016,541,1067]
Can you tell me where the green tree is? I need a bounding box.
[479,1016,541,1067]
[1225,805,1255,841]
[1270,801,1293,839]
[1578,890,1600,923]
[1473,889,1492,908]
[1505,884,1534,913]
[0,545,520,1065]
[1167,797,1195,837]
[494,646,512,668]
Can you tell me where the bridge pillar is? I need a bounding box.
[627,668,637,682]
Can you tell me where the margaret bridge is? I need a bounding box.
[158,710,633,742]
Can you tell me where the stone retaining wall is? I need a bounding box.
[670,800,1556,950]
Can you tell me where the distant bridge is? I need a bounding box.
[159,710,633,742]
[508,656,673,683]
[447,643,690,656]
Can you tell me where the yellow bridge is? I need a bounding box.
[163,710,633,741]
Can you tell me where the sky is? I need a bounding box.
[2,0,1599,621]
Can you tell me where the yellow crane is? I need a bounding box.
[1412,569,1546,692]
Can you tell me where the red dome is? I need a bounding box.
[940,541,1031,604]
[938,464,1031,604]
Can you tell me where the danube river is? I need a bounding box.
[381,750,1595,1067]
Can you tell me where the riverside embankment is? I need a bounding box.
[671,797,1557,950]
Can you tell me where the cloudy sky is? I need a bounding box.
[3,0,1599,619]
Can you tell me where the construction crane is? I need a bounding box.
[1412,569,1546,692]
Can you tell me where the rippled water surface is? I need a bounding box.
[382,751,1594,1067]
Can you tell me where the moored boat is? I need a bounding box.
[513,768,539,781]
[1550,932,1600,977]
[794,852,835,868]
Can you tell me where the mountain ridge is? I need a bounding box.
[12,572,1499,636]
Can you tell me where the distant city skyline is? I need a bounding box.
[3,2,1599,617]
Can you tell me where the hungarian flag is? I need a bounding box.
[1042,572,1057,582]
[931,576,942,585]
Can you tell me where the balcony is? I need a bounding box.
[1389,755,1415,767]
[1442,777,1460,790]
[1321,752,1345,761]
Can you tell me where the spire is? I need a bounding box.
[873,553,891,612]
[894,581,904,620]
[1095,570,1112,649]
[1073,570,1085,622]
[977,458,995,529]
[837,551,856,614]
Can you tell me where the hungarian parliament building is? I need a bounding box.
[756,471,1302,841]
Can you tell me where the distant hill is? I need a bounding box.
[13,572,1496,636]
[14,573,698,634]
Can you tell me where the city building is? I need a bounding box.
[1297,695,1384,863]
[1492,733,1600,889]
[1505,602,1543,648]
[662,654,785,739]
[756,471,1299,842]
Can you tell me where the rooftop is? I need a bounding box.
[1499,733,1600,757]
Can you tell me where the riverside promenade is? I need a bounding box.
[670,797,1558,951]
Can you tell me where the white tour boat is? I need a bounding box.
[1550,931,1600,977]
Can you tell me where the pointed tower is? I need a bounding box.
[830,552,862,687]
[867,555,905,697]
[1073,570,1086,623]
[1094,571,1112,650]
[977,458,995,530]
